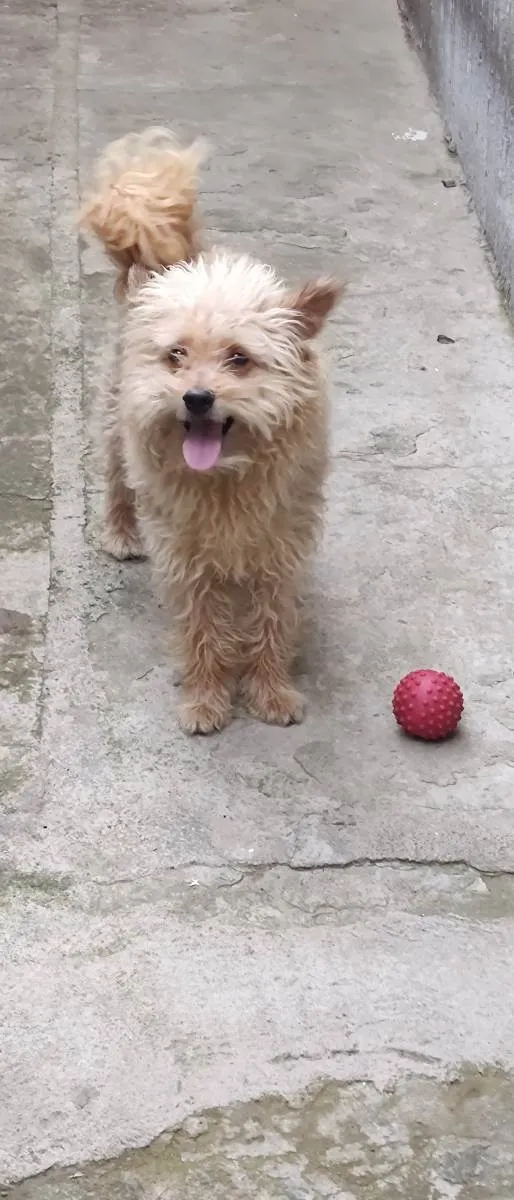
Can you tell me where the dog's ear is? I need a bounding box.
[126,262,152,297]
[113,261,152,302]
[286,278,343,339]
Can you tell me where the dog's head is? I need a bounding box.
[122,252,342,471]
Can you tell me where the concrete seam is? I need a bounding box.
[42,0,98,801]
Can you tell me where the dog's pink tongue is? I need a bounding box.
[182,420,223,470]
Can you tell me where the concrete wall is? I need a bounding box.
[400,0,514,311]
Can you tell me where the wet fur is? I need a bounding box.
[79,128,342,733]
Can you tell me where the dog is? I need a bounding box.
[79,127,342,734]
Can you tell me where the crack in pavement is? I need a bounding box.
[53,857,514,891]
[4,856,514,904]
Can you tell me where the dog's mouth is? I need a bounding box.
[182,416,234,471]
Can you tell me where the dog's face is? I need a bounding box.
[123,253,341,472]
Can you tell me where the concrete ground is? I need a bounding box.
[2,0,514,1195]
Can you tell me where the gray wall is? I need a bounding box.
[400,0,514,311]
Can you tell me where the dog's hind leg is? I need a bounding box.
[101,424,144,560]
[97,365,144,561]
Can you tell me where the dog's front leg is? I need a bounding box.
[176,575,237,735]
[241,577,305,726]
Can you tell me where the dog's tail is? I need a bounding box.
[78,127,207,292]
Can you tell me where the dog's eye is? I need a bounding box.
[167,346,186,367]
[227,348,250,370]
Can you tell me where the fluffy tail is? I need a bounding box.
[78,127,207,292]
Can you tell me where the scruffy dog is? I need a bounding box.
[79,127,342,734]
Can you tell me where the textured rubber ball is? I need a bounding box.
[392,670,464,741]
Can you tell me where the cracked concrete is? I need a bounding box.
[1,0,514,1194]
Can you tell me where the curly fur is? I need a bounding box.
[78,127,206,294]
[80,127,342,733]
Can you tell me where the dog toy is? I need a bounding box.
[392,670,463,741]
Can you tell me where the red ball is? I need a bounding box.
[392,670,464,741]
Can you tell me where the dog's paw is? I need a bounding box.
[100,524,145,561]
[244,682,306,726]
[178,694,232,735]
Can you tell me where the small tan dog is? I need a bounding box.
[79,127,342,734]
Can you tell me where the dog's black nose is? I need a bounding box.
[183,388,215,417]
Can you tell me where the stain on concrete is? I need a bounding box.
[0,763,29,806]
[5,1069,514,1197]
[0,626,39,699]
[0,498,50,554]
[0,869,72,903]
[0,610,33,636]
[0,608,44,746]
